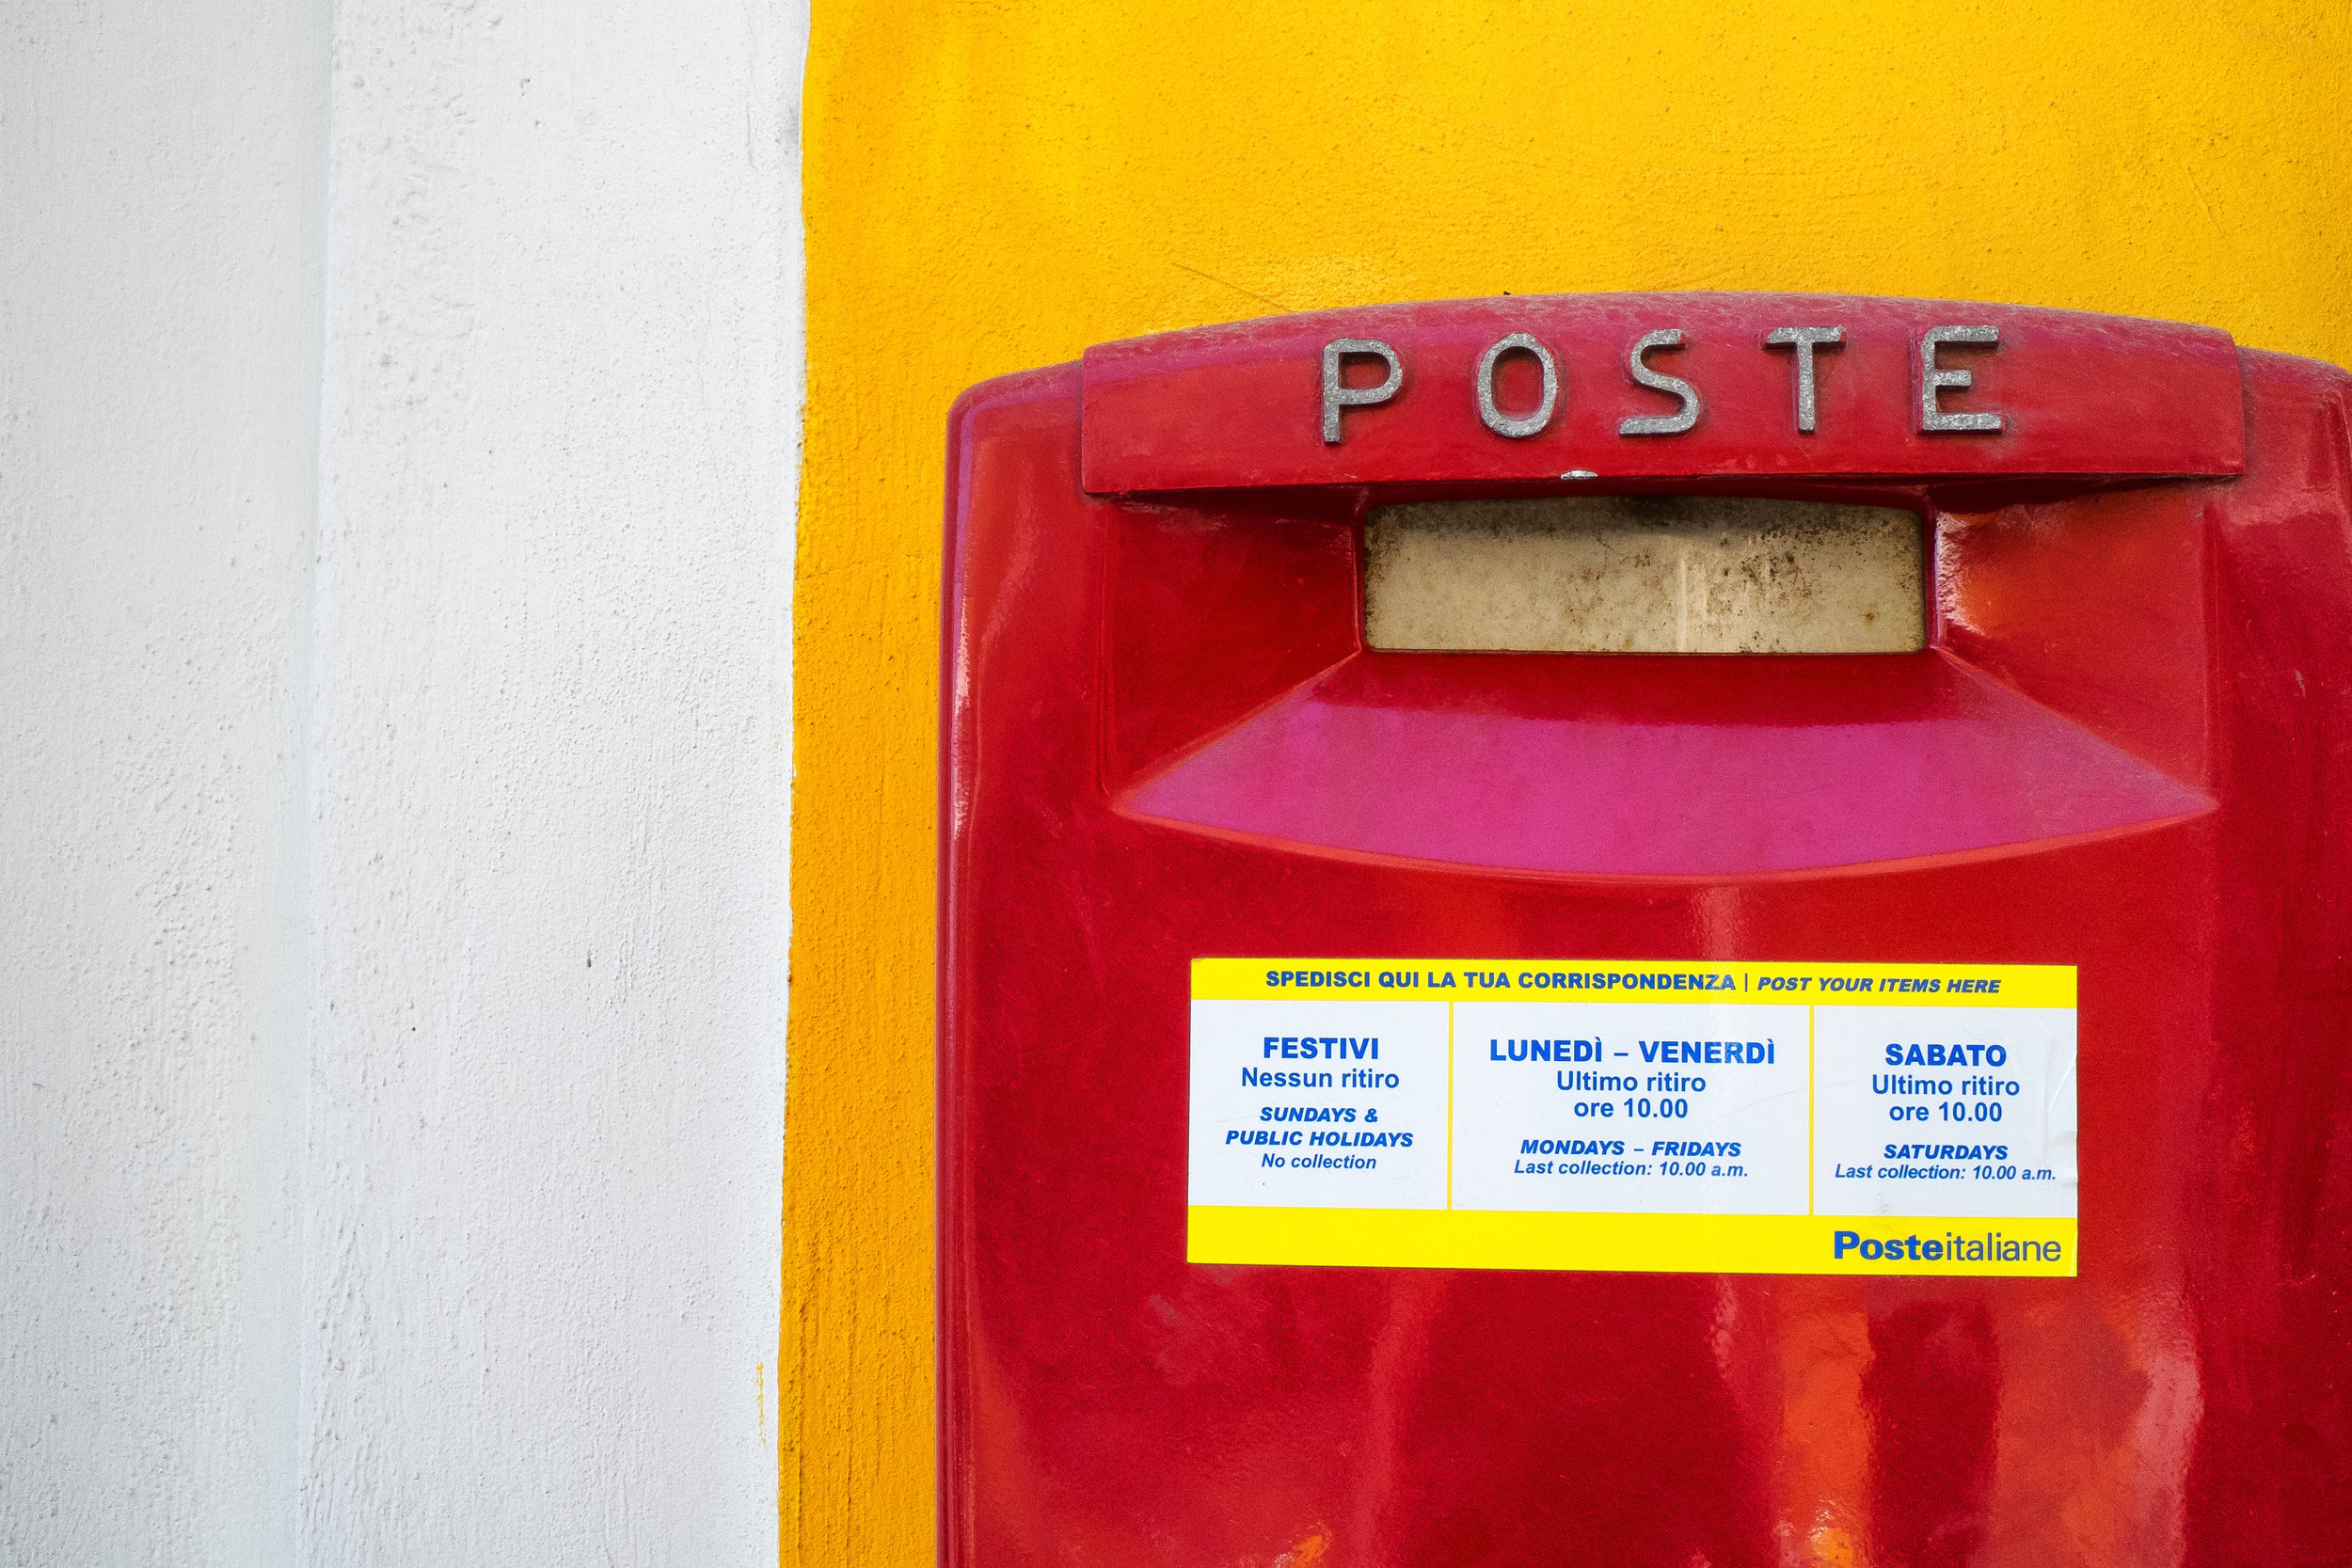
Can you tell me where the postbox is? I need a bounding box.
[938,293,2352,1566]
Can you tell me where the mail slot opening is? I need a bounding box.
[1364,495,1926,653]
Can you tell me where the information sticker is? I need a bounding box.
[1188,958,2076,1276]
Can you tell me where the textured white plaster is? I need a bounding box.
[2,0,800,1560]
[304,1,799,1561]
[0,2,326,1561]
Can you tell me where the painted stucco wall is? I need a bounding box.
[3,1,799,1561]
[790,3,2352,1560]
[2,4,326,1558]
[307,1,799,1561]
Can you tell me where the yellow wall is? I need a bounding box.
[788,3,2351,1560]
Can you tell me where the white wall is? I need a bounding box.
[0,0,799,1561]
[1,2,326,1560]
[304,0,798,1560]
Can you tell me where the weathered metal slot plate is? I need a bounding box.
[1364,496,1925,654]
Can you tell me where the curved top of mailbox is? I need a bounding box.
[1078,292,2245,494]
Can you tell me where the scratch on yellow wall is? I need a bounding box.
[788,3,2352,1560]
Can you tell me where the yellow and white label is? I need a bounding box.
[1187,958,2077,1276]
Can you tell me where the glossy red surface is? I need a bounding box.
[1082,293,2245,491]
[940,296,2352,1567]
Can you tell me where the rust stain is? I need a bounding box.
[1272,1527,1331,1568]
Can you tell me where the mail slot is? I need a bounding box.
[939,293,2352,1565]
[1363,495,1926,653]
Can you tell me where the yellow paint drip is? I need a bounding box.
[789,2,2352,1560]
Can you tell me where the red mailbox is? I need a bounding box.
[938,293,2352,1567]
